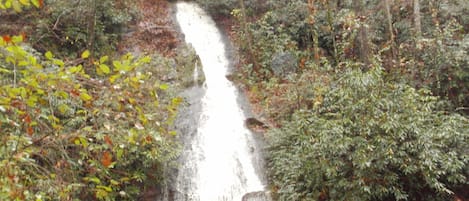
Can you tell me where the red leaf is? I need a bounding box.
[101,151,113,167]
[104,135,113,146]
[27,126,34,136]
[2,35,11,44]
[39,0,44,8]
[70,89,80,97]
[23,114,31,124]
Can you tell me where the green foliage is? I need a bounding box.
[195,0,265,17]
[0,0,138,56]
[0,0,42,12]
[267,65,468,201]
[0,35,181,200]
[233,9,299,78]
[400,18,469,111]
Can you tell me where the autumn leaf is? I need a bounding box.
[81,50,90,59]
[101,151,113,167]
[2,35,11,44]
[70,89,80,97]
[31,0,43,8]
[27,126,34,136]
[104,135,113,146]
[23,113,31,124]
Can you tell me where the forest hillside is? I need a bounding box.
[1,0,468,201]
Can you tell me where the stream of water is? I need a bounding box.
[173,2,267,201]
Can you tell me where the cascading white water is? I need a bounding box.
[175,2,265,201]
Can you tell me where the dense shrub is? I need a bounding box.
[0,0,139,56]
[268,65,468,201]
[0,35,181,200]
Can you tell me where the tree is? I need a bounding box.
[413,0,422,38]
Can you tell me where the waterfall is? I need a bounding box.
[173,2,268,201]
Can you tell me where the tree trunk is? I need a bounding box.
[325,1,338,64]
[413,0,422,38]
[86,0,97,70]
[384,0,397,67]
[354,0,371,67]
[307,0,320,65]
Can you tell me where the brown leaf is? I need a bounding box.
[104,135,113,146]
[101,151,113,167]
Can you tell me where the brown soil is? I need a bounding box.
[118,0,180,57]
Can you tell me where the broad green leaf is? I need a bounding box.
[5,1,12,9]
[68,65,82,74]
[159,84,169,90]
[12,35,23,43]
[26,95,38,107]
[45,51,53,60]
[58,104,69,114]
[12,0,22,12]
[113,61,122,71]
[80,92,92,101]
[81,50,90,59]
[99,64,110,74]
[55,91,69,99]
[109,74,120,84]
[18,60,29,66]
[110,180,119,186]
[19,0,30,6]
[85,177,101,184]
[0,67,11,74]
[97,185,112,192]
[31,0,40,8]
[99,55,109,63]
[139,56,151,63]
[53,59,65,67]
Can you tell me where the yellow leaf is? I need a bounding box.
[99,64,110,74]
[58,104,69,114]
[81,50,90,59]
[53,59,64,67]
[45,51,53,60]
[12,1,22,12]
[31,0,40,8]
[99,55,109,63]
[19,0,30,6]
[80,92,92,101]
[109,74,120,84]
[5,1,12,9]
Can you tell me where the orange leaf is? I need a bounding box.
[104,135,113,146]
[23,113,31,124]
[145,135,152,143]
[70,89,80,97]
[2,35,11,44]
[101,151,113,167]
[39,0,44,7]
[20,32,27,41]
[27,126,34,136]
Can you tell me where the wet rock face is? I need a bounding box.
[271,51,298,77]
[242,191,272,201]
